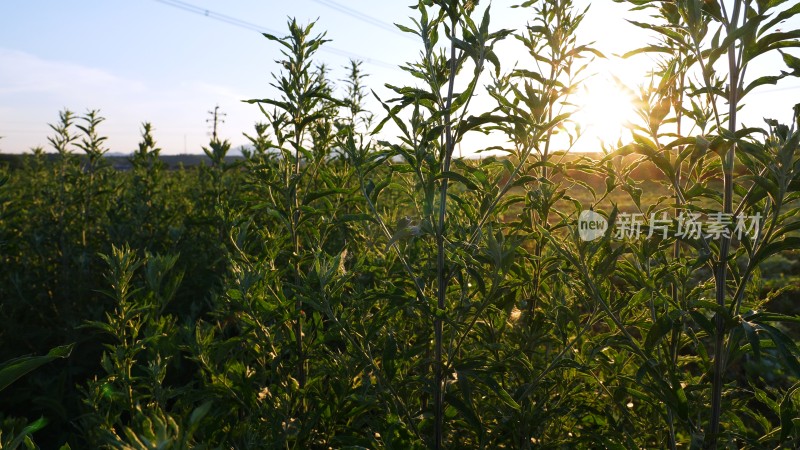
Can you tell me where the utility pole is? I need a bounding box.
[207,105,226,141]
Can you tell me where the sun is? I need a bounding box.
[571,76,637,149]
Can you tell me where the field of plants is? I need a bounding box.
[1,0,800,448]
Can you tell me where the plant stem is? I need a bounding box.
[434,14,459,450]
[667,66,685,450]
[293,129,305,392]
[709,0,742,446]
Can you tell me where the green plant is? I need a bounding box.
[0,2,798,448]
[0,344,73,449]
[605,0,800,446]
[244,17,343,393]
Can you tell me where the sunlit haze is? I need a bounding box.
[1,0,798,155]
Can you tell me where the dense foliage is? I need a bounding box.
[1,0,799,448]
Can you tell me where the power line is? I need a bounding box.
[152,0,399,70]
[308,0,415,41]
[756,84,800,94]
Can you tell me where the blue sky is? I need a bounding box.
[1,0,798,155]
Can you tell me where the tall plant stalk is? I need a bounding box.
[373,1,510,445]
[433,11,458,447]
[245,18,338,395]
[710,1,742,445]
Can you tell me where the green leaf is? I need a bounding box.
[625,20,689,47]
[627,137,675,181]
[753,237,800,267]
[444,391,482,432]
[690,310,715,335]
[6,417,48,450]
[761,3,800,37]
[742,73,790,96]
[0,344,74,392]
[760,323,800,377]
[740,320,761,361]
[395,23,419,36]
[645,313,674,354]
[779,382,800,442]
[242,97,291,112]
[494,383,521,410]
[749,311,800,325]
[780,50,800,75]
[712,17,763,67]
[457,114,507,137]
[338,213,377,224]
[435,171,479,191]
[189,400,213,428]
[303,188,346,204]
[620,45,674,59]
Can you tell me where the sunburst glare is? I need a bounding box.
[571,75,638,149]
